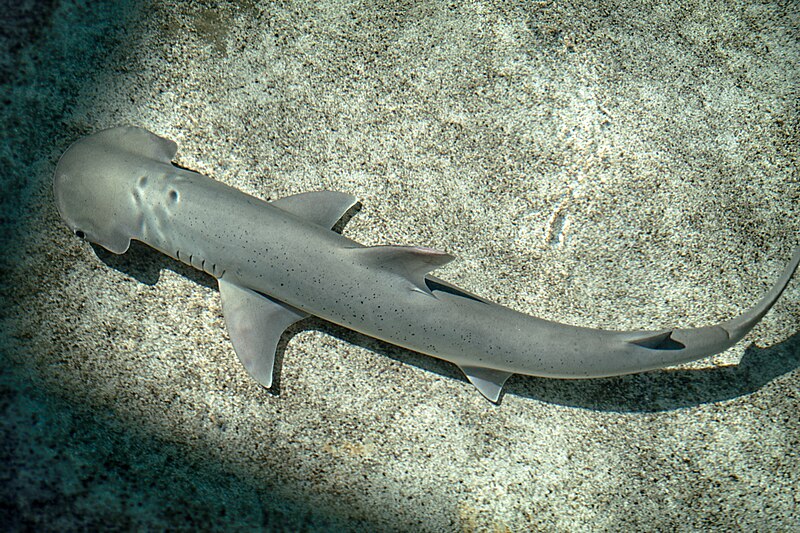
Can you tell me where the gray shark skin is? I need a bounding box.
[54,127,799,402]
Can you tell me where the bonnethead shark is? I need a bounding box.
[53,126,799,402]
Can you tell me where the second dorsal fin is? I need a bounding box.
[272,191,358,230]
[349,245,455,294]
[624,329,685,350]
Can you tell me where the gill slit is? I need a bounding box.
[176,249,223,278]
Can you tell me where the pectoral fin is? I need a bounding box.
[273,191,359,230]
[459,365,512,403]
[218,279,307,388]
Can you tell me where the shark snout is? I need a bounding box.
[53,127,162,254]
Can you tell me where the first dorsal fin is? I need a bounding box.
[350,245,455,294]
[273,191,359,230]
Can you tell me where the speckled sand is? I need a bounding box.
[2,0,799,530]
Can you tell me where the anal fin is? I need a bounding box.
[218,279,307,388]
[459,365,512,403]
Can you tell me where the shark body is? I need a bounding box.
[54,127,799,402]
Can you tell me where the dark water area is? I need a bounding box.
[1,1,340,529]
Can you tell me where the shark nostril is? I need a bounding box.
[75,230,85,239]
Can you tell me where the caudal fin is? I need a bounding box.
[720,247,800,342]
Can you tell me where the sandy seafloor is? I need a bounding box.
[2,0,799,530]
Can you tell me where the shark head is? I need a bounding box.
[54,126,178,254]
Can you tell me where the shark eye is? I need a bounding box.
[75,230,85,239]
